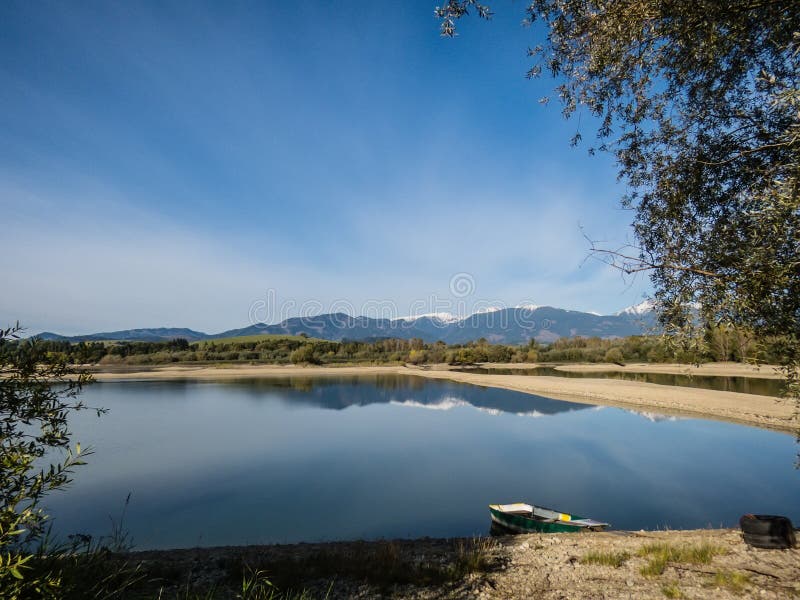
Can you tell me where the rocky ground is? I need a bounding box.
[129,529,799,599]
[477,529,799,600]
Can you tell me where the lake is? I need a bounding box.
[46,376,799,550]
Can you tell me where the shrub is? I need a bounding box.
[0,324,100,596]
[604,347,625,365]
[408,349,427,364]
[290,345,319,365]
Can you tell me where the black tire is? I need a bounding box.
[739,514,796,549]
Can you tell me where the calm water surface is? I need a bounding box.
[46,376,798,550]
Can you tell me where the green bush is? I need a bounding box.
[290,345,320,365]
[604,347,625,365]
[0,324,100,597]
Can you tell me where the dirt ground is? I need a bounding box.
[477,529,799,600]
[130,528,799,599]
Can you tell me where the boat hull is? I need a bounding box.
[489,505,608,534]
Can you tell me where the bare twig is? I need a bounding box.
[581,230,721,278]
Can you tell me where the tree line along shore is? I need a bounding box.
[14,327,794,368]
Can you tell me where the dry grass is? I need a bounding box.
[711,570,751,594]
[454,537,497,575]
[580,550,631,568]
[638,542,726,577]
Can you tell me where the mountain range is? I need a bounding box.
[36,301,657,345]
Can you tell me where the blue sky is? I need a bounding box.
[1,1,650,334]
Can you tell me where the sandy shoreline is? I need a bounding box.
[88,362,798,434]
[553,361,787,378]
[449,361,786,378]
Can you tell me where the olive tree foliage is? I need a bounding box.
[0,323,98,594]
[436,1,800,403]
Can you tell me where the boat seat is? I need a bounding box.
[570,519,608,527]
[535,517,607,527]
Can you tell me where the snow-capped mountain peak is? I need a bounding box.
[392,312,460,323]
[472,306,503,315]
[617,299,655,316]
[515,303,540,311]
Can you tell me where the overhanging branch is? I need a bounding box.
[582,231,722,279]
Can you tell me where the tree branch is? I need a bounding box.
[583,232,722,278]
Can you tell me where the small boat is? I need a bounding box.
[489,502,609,534]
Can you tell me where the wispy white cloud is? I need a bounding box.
[1,163,650,334]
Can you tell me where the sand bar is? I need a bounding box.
[552,361,786,378]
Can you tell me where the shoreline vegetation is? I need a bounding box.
[87,361,799,435]
[29,330,794,367]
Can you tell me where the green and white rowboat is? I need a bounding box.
[489,503,609,534]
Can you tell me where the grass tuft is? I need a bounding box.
[661,581,683,598]
[579,550,631,568]
[638,542,726,577]
[453,537,496,576]
[712,570,751,594]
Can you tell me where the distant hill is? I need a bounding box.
[36,327,209,343]
[34,302,657,345]
[214,305,656,345]
[196,333,326,345]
